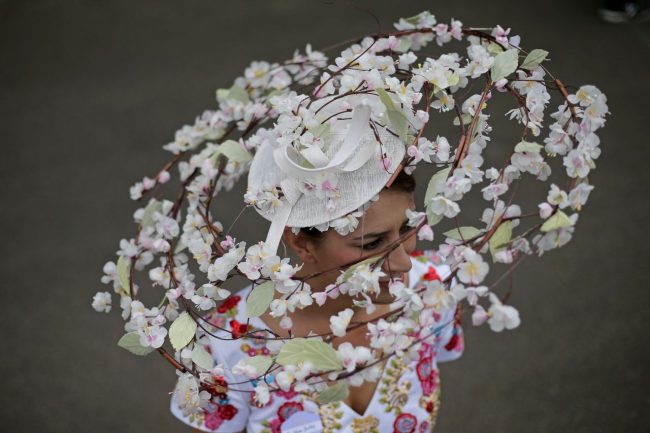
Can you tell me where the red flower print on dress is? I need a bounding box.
[268,417,283,433]
[229,319,248,338]
[204,410,224,431]
[393,413,417,433]
[207,375,229,398]
[423,266,440,281]
[416,356,439,396]
[444,333,462,351]
[217,295,241,313]
[277,401,303,422]
[275,387,299,400]
[217,403,238,420]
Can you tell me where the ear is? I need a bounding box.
[282,228,317,264]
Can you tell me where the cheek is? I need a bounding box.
[316,241,361,269]
[403,233,417,254]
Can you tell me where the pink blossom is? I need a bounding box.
[417,224,434,241]
[156,170,170,184]
[220,235,235,250]
[492,25,511,45]
[472,305,488,326]
[382,155,392,171]
[143,176,156,190]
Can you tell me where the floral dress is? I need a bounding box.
[171,252,464,433]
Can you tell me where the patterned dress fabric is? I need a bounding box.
[171,252,464,433]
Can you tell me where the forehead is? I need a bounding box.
[366,188,413,214]
[349,190,414,234]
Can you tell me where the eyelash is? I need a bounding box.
[358,224,411,250]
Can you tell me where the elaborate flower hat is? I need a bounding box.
[93,10,608,414]
[247,97,407,254]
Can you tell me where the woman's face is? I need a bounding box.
[290,189,417,301]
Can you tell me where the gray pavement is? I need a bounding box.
[1,0,648,432]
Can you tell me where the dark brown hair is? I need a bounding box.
[300,170,415,240]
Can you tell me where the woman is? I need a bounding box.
[170,171,464,433]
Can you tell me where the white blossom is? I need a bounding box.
[367,318,411,355]
[568,183,594,211]
[330,308,354,337]
[92,291,112,313]
[138,323,167,348]
[487,293,521,332]
[472,304,489,326]
[208,242,245,281]
[173,372,211,416]
[336,342,374,373]
[254,382,270,405]
[457,248,489,285]
[422,280,455,311]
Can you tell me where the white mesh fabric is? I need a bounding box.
[247,125,406,229]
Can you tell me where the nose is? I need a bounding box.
[382,241,412,278]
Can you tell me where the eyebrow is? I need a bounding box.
[351,218,411,241]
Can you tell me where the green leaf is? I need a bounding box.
[487,42,505,54]
[141,199,162,228]
[490,49,519,82]
[116,256,130,293]
[342,255,384,282]
[117,332,155,356]
[520,49,549,70]
[277,338,342,371]
[489,221,513,260]
[173,238,186,254]
[216,88,230,101]
[514,140,543,154]
[309,123,331,142]
[443,226,482,241]
[540,210,573,232]
[446,72,460,88]
[217,140,252,163]
[240,355,274,374]
[425,207,444,228]
[228,84,250,103]
[452,113,473,126]
[404,12,423,25]
[169,312,197,351]
[405,134,417,145]
[375,88,409,141]
[424,167,451,205]
[395,38,412,53]
[386,109,408,142]
[265,88,284,100]
[376,88,396,111]
[317,382,350,404]
[402,11,434,27]
[191,344,214,370]
[246,281,275,318]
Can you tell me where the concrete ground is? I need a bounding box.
[1,0,648,432]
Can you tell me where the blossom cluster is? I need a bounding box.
[93,10,608,414]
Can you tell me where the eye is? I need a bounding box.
[359,237,383,250]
